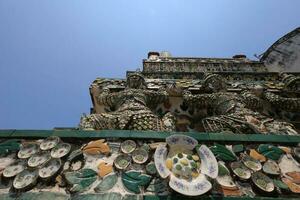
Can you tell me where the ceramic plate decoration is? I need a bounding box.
[121,140,136,154]
[3,161,26,178]
[114,154,131,170]
[132,148,148,164]
[154,134,218,196]
[251,172,274,193]
[263,160,280,175]
[13,169,38,190]
[241,153,262,172]
[230,161,251,180]
[217,162,237,189]
[51,143,71,158]
[18,143,39,159]
[40,136,60,151]
[38,158,62,178]
[28,151,51,168]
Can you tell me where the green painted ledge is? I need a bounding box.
[0,129,300,144]
[1,193,300,200]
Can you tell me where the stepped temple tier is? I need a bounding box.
[1,28,300,200]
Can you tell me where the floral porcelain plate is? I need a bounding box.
[38,158,62,178]
[3,161,26,178]
[18,143,39,159]
[40,136,60,151]
[51,143,71,158]
[13,169,38,190]
[154,134,218,196]
[28,151,51,168]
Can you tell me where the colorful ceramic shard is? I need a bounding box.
[114,154,131,170]
[13,169,38,190]
[94,173,117,192]
[210,144,236,162]
[279,154,300,176]
[51,143,71,158]
[241,153,262,172]
[257,144,284,161]
[216,162,237,189]
[65,168,97,193]
[282,177,300,193]
[145,162,157,175]
[40,136,60,151]
[18,143,39,159]
[3,161,26,178]
[121,140,137,154]
[249,149,266,162]
[230,161,251,180]
[263,160,280,175]
[121,170,152,193]
[82,139,110,155]
[251,172,274,193]
[97,162,113,177]
[28,151,51,168]
[38,158,62,179]
[132,148,148,164]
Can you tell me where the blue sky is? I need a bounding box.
[0,0,299,129]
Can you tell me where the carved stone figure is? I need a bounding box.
[79,73,175,131]
[183,74,299,135]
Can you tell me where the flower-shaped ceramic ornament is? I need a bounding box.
[154,135,218,196]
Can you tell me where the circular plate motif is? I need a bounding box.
[13,169,38,190]
[28,152,51,168]
[252,171,274,192]
[51,143,71,158]
[121,140,136,154]
[132,148,148,164]
[39,158,62,178]
[3,161,26,178]
[18,143,39,159]
[40,136,60,151]
[114,154,131,170]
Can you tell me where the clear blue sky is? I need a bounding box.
[0,0,299,129]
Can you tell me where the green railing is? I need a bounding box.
[1,129,300,144]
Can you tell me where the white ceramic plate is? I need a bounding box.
[13,169,38,189]
[3,161,26,178]
[51,143,71,158]
[18,143,39,159]
[39,158,61,178]
[40,136,60,151]
[28,152,51,168]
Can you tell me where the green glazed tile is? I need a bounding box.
[65,168,97,193]
[257,144,284,161]
[210,144,236,161]
[94,173,118,192]
[122,170,152,193]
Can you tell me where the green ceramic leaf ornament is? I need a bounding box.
[94,173,118,192]
[257,144,284,161]
[210,144,236,161]
[122,170,152,193]
[65,168,97,193]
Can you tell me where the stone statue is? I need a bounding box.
[183,74,299,135]
[79,72,176,131]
